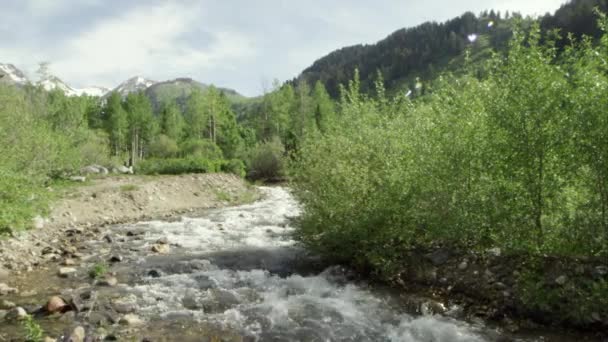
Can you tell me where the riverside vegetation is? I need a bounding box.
[292,16,608,328]
[1,1,607,335]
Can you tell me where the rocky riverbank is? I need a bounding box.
[0,173,259,275]
[382,247,608,338]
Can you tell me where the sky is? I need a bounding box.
[0,0,567,96]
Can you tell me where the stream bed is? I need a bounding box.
[0,187,600,341]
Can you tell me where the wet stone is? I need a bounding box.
[147,269,162,278]
[58,267,78,278]
[119,313,144,326]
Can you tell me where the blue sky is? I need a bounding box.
[0,0,566,96]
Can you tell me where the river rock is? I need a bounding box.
[45,296,68,313]
[112,296,137,314]
[594,265,608,277]
[147,269,162,278]
[555,275,568,285]
[151,244,170,254]
[425,249,450,266]
[62,258,76,266]
[6,306,27,321]
[68,326,86,342]
[458,260,468,270]
[156,237,169,245]
[69,176,87,183]
[0,283,18,295]
[58,267,77,278]
[33,215,45,229]
[109,255,123,263]
[43,337,56,342]
[119,313,144,326]
[116,165,134,174]
[97,276,118,287]
[1,299,16,309]
[487,247,502,257]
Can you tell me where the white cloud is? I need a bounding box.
[53,1,255,87]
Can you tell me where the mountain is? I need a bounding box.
[110,76,157,98]
[298,0,608,97]
[38,75,79,96]
[0,63,29,85]
[73,86,111,97]
[145,77,246,113]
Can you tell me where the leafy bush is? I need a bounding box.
[292,21,608,267]
[221,159,246,178]
[148,134,179,158]
[180,138,224,160]
[136,157,224,175]
[246,137,286,181]
[0,170,49,234]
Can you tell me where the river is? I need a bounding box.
[0,187,598,341]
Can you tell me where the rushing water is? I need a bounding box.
[98,187,500,341]
[1,187,597,341]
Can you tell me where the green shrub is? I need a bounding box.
[246,137,286,181]
[180,138,223,160]
[89,263,108,279]
[22,314,44,342]
[221,159,246,178]
[0,169,50,234]
[148,134,179,158]
[136,157,223,175]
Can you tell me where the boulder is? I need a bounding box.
[151,244,170,254]
[0,283,18,296]
[96,276,118,287]
[58,267,77,278]
[45,296,68,314]
[6,306,27,321]
[0,299,16,310]
[68,326,85,342]
[116,166,134,174]
[119,314,144,326]
[555,275,568,286]
[33,215,45,229]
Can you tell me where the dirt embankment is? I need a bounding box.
[0,173,259,273]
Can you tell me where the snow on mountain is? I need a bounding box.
[73,86,110,97]
[38,76,78,95]
[110,76,156,97]
[0,63,29,85]
[37,76,109,97]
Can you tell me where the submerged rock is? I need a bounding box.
[58,267,77,278]
[119,313,144,326]
[6,306,27,321]
[0,283,18,295]
[46,296,68,314]
[151,244,170,254]
[68,326,86,342]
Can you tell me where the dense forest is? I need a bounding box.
[298,0,608,97]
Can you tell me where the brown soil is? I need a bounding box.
[0,173,259,274]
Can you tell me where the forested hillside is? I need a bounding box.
[299,0,608,97]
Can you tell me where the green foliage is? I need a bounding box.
[148,134,179,158]
[89,263,108,279]
[221,159,246,178]
[22,314,44,342]
[136,157,224,175]
[246,137,286,181]
[293,17,608,268]
[120,184,138,192]
[180,138,224,160]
